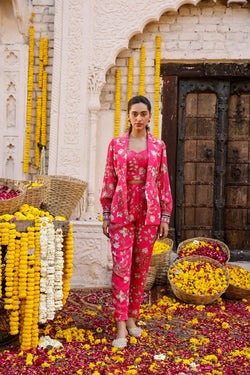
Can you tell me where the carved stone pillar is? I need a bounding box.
[86,66,105,215]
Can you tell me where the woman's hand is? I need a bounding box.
[158,222,169,239]
[102,219,111,238]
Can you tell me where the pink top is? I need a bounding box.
[127,149,148,181]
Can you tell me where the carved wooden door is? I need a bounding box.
[225,82,250,250]
[176,79,250,251]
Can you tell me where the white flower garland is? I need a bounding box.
[54,228,64,310]
[39,218,64,323]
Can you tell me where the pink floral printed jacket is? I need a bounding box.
[100,131,172,225]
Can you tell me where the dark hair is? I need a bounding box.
[127,95,151,114]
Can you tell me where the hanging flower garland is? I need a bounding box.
[38,38,48,88]
[0,205,73,351]
[36,37,48,170]
[153,35,161,138]
[9,234,20,335]
[126,56,133,132]
[38,38,44,89]
[0,244,2,299]
[54,228,64,310]
[114,69,121,138]
[23,25,34,174]
[41,70,47,148]
[62,223,74,305]
[139,45,145,96]
[34,96,42,169]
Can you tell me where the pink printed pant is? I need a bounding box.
[109,184,158,322]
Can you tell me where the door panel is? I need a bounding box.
[175,78,250,251]
[225,83,250,250]
[176,81,224,242]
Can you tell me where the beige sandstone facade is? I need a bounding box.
[0,0,249,287]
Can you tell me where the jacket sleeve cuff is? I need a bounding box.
[161,214,170,223]
[103,211,111,220]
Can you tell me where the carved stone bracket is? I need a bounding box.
[88,65,106,95]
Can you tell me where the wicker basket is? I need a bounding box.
[168,255,230,305]
[223,264,250,300]
[145,266,157,291]
[21,180,46,209]
[0,178,27,215]
[36,175,88,219]
[150,238,173,286]
[177,237,230,263]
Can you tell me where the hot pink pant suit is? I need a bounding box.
[109,149,158,321]
[100,132,172,322]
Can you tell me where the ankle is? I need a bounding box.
[116,321,128,338]
[126,317,137,329]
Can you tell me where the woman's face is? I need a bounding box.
[128,102,151,133]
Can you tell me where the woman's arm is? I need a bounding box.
[100,139,118,223]
[156,141,173,232]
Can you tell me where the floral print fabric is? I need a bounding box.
[109,183,158,321]
[100,131,173,225]
[127,149,148,181]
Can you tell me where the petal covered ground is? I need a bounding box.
[0,287,249,375]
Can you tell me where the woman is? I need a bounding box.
[100,95,172,348]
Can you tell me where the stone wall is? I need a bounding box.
[96,0,250,214]
[28,0,55,179]
[100,0,250,114]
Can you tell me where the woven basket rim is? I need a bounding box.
[177,237,230,261]
[35,175,88,219]
[36,174,88,185]
[168,255,230,299]
[0,179,27,215]
[0,178,27,194]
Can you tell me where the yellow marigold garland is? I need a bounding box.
[0,207,73,350]
[153,35,161,138]
[34,96,42,169]
[41,70,47,147]
[139,45,145,96]
[32,219,41,348]
[62,223,74,305]
[19,232,28,299]
[9,235,21,335]
[38,38,44,89]
[23,25,34,174]
[38,38,48,88]
[126,56,133,132]
[20,253,35,350]
[0,244,2,299]
[4,224,16,310]
[114,69,121,138]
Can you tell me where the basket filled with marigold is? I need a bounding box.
[149,238,173,286]
[223,264,250,300]
[177,237,230,264]
[168,255,229,305]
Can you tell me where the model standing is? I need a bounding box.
[100,95,172,348]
